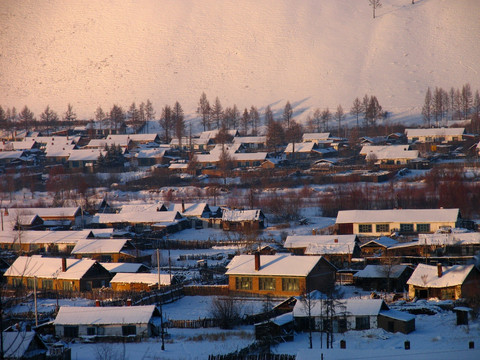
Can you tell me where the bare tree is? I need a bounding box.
[40,105,59,130]
[321,108,331,132]
[210,97,224,130]
[350,97,363,129]
[250,106,260,135]
[109,104,125,133]
[159,105,174,143]
[209,296,242,329]
[422,87,433,127]
[334,104,346,137]
[63,103,76,123]
[173,101,185,149]
[241,108,250,135]
[283,101,293,130]
[18,106,35,133]
[369,0,382,19]
[461,83,473,119]
[197,92,211,131]
[264,105,274,125]
[313,108,322,132]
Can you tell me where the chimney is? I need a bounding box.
[312,229,316,235]
[126,299,132,306]
[437,263,443,277]
[182,199,185,213]
[334,238,338,243]
[61,257,67,272]
[95,299,101,307]
[254,252,260,271]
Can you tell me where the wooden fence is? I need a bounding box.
[166,318,219,328]
[208,353,295,360]
[183,285,229,296]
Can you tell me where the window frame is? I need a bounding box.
[400,223,414,233]
[281,277,300,292]
[259,277,276,291]
[358,224,373,233]
[375,224,390,233]
[416,223,431,233]
[235,277,253,290]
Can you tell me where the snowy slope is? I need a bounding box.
[0,0,479,125]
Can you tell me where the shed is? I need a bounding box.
[255,312,294,343]
[1,331,48,359]
[378,309,416,334]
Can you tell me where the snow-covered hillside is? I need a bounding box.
[1,0,479,125]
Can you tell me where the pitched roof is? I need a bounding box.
[407,263,475,288]
[294,298,387,317]
[405,128,465,137]
[67,149,105,161]
[222,209,264,222]
[94,210,182,224]
[225,254,323,277]
[361,237,399,248]
[54,305,159,325]
[419,232,480,246]
[335,209,460,224]
[4,256,98,280]
[284,235,357,249]
[70,239,134,255]
[101,262,148,273]
[302,133,330,141]
[2,331,47,358]
[353,265,410,279]
[0,229,92,245]
[9,207,81,218]
[110,272,171,286]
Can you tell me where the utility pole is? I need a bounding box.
[157,249,165,351]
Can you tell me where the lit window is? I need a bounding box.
[259,277,276,291]
[359,224,372,233]
[416,224,431,233]
[235,277,252,290]
[282,278,299,292]
[376,224,390,233]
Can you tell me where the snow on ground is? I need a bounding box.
[1,0,479,125]
[6,298,93,316]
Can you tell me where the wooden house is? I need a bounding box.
[110,273,171,291]
[53,305,162,340]
[407,263,480,300]
[418,232,480,257]
[255,312,294,342]
[377,310,416,334]
[101,262,150,275]
[284,235,361,268]
[221,209,266,231]
[360,145,419,165]
[4,255,111,292]
[66,149,107,170]
[70,238,138,262]
[353,265,414,292]
[225,253,336,297]
[2,331,48,360]
[405,128,465,144]
[360,236,399,257]
[335,208,461,236]
[233,136,267,150]
[293,298,394,333]
[6,206,83,228]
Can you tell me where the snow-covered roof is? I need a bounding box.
[67,149,105,161]
[361,237,399,248]
[110,272,171,286]
[294,298,387,317]
[0,150,25,160]
[407,264,475,288]
[336,209,460,224]
[106,134,159,143]
[135,148,166,158]
[2,331,46,358]
[70,239,133,255]
[379,309,415,322]
[9,207,81,219]
[54,305,159,325]
[94,210,182,224]
[100,262,147,273]
[233,136,267,144]
[353,265,410,279]
[405,128,465,138]
[44,144,76,157]
[360,145,418,161]
[285,142,317,153]
[199,129,239,140]
[169,202,210,217]
[0,141,36,151]
[4,256,98,280]
[0,229,92,245]
[225,254,323,277]
[284,235,357,249]
[222,209,264,222]
[419,232,480,246]
[302,133,330,142]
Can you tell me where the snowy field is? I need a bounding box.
[1,0,479,125]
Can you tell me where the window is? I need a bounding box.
[63,281,74,291]
[26,278,36,289]
[12,278,23,288]
[259,277,276,291]
[355,316,370,330]
[416,223,431,233]
[376,224,390,233]
[235,277,252,290]
[42,279,53,290]
[441,288,455,300]
[122,325,136,336]
[400,223,414,233]
[64,326,79,338]
[358,224,372,233]
[87,327,96,336]
[282,278,300,292]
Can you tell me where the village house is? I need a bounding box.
[283,235,361,268]
[407,263,480,300]
[70,238,138,263]
[6,206,84,229]
[225,253,336,297]
[233,136,267,150]
[302,132,330,144]
[53,305,162,340]
[284,142,334,160]
[335,208,461,236]
[0,150,28,166]
[353,264,414,292]
[66,149,106,170]
[221,209,266,231]
[4,255,112,292]
[360,145,419,165]
[418,232,480,257]
[101,262,151,275]
[360,236,399,257]
[135,147,169,167]
[110,272,171,291]
[293,298,415,333]
[405,127,465,144]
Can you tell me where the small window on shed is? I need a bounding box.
[355,316,370,330]
[64,326,79,338]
